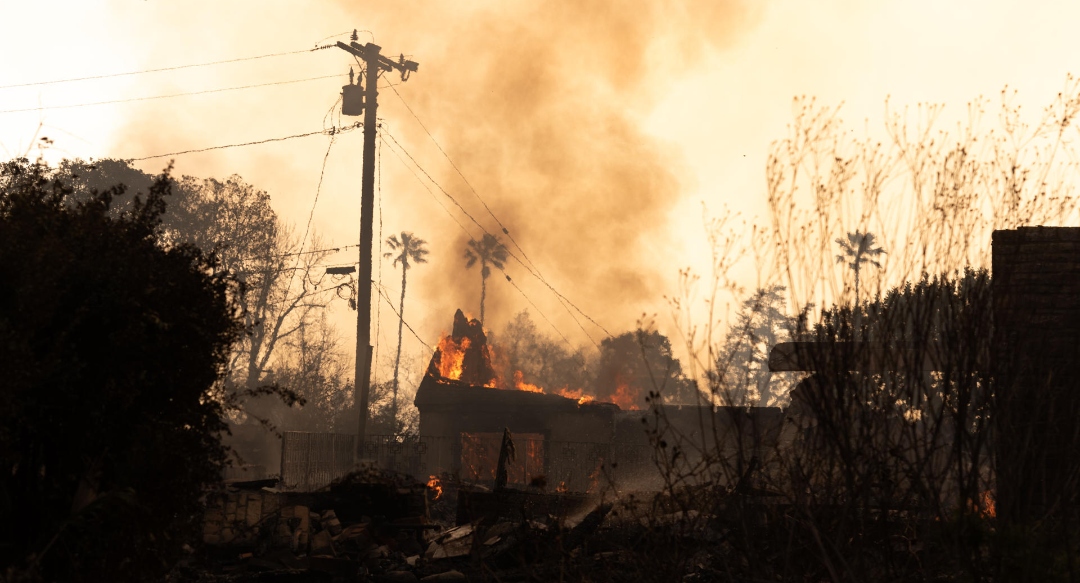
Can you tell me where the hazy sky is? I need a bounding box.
[2,0,1077,381]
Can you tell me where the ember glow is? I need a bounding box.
[435,335,470,380]
[981,490,996,518]
[608,381,642,410]
[427,475,443,500]
[513,370,544,394]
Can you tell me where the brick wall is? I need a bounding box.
[992,227,1080,522]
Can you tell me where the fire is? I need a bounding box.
[981,490,996,518]
[435,335,470,380]
[555,387,594,405]
[427,475,443,500]
[556,481,568,493]
[587,460,603,493]
[513,370,545,394]
[608,381,641,410]
[555,387,583,400]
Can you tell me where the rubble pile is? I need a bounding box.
[187,455,783,583]
[184,466,687,582]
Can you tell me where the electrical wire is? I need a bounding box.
[0,73,342,115]
[379,130,600,350]
[386,83,542,274]
[375,282,434,353]
[501,271,582,351]
[378,132,476,239]
[0,48,324,90]
[127,122,361,162]
[384,85,613,341]
[240,243,360,264]
[380,130,609,343]
[285,127,340,296]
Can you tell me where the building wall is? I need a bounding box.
[993,226,1080,522]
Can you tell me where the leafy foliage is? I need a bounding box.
[713,285,796,407]
[51,158,341,393]
[493,310,590,392]
[594,328,699,406]
[463,233,508,323]
[0,159,246,581]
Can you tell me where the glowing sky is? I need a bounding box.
[2,0,1077,381]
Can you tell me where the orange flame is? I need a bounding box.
[608,381,641,410]
[587,460,604,493]
[513,370,545,394]
[981,490,996,518]
[555,387,594,405]
[556,481,568,493]
[555,387,583,400]
[427,475,443,500]
[435,335,471,380]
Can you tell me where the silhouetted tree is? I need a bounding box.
[714,285,796,406]
[594,328,697,407]
[54,159,340,393]
[267,314,353,433]
[494,310,589,391]
[464,233,508,324]
[384,231,428,432]
[0,159,297,581]
[835,230,886,304]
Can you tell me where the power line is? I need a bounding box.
[285,127,341,299]
[375,282,434,353]
[386,83,545,278]
[378,131,476,239]
[0,47,326,90]
[501,270,584,351]
[127,122,361,161]
[384,85,613,341]
[380,129,609,343]
[0,73,342,115]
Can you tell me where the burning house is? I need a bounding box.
[414,310,784,493]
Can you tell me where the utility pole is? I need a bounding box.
[336,36,418,461]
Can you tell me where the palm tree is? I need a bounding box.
[384,232,428,432]
[464,233,509,324]
[835,230,886,304]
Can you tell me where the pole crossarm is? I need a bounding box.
[335,42,419,80]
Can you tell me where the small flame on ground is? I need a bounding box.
[427,475,443,500]
[513,370,545,394]
[556,481,568,493]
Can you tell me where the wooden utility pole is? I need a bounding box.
[336,37,418,460]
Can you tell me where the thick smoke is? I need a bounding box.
[361,1,760,338]
[110,1,762,354]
